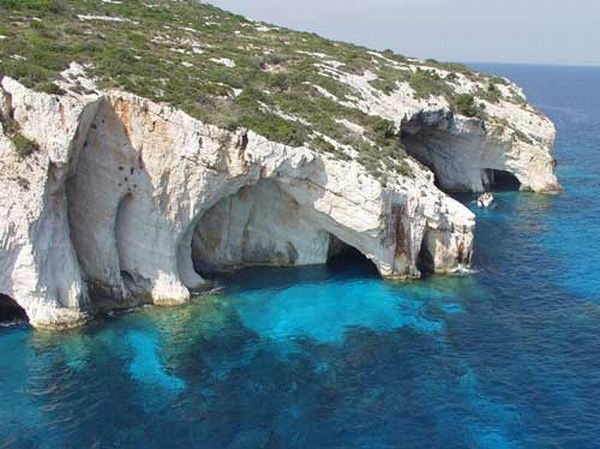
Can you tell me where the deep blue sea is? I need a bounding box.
[2,64,600,449]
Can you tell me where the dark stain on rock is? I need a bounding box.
[286,242,298,265]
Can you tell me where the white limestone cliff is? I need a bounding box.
[318,65,560,194]
[0,71,557,328]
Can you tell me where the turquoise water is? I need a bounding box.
[2,64,600,448]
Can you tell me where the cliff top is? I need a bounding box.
[0,0,544,178]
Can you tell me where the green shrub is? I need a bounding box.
[453,94,485,119]
[489,76,508,85]
[0,0,67,14]
[445,72,458,82]
[371,118,396,144]
[260,54,286,68]
[369,78,397,95]
[269,73,290,93]
[381,49,408,63]
[0,111,39,157]
[312,136,336,153]
[12,133,39,157]
[409,69,452,99]
[424,59,474,75]
[312,137,352,161]
[35,81,66,95]
[240,112,308,147]
[479,83,501,103]
[1,116,20,136]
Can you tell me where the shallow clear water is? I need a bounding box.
[2,64,600,449]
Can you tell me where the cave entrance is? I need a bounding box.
[400,125,443,189]
[0,293,28,323]
[400,118,468,192]
[190,180,380,279]
[482,169,521,191]
[417,240,435,278]
[326,235,379,276]
[191,181,307,278]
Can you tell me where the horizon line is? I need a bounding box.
[464,60,600,68]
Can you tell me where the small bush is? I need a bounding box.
[445,72,458,82]
[489,76,508,85]
[453,94,485,119]
[424,59,474,74]
[479,83,501,103]
[409,69,452,99]
[35,81,66,95]
[369,78,397,95]
[1,116,20,135]
[312,136,336,154]
[312,137,351,161]
[240,112,308,147]
[12,133,39,157]
[0,111,39,157]
[381,49,408,63]
[261,54,286,66]
[371,118,396,144]
[269,73,290,93]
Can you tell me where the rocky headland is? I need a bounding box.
[0,0,559,328]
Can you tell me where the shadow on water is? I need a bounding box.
[215,244,379,294]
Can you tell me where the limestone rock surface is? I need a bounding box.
[0,72,557,328]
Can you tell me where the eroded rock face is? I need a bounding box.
[0,74,556,328]
[192,180,331,272]
[401,110,560,193]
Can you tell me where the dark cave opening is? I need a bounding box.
[417,240,435,278]
[482,169,521,191]
[400,126,444,190]
[326,235,379,276]
[0,293,28,323]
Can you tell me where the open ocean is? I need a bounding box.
[1,63,600,449]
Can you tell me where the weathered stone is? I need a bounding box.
[0,73,556,328]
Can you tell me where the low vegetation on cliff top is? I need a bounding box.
[0,0,530,178]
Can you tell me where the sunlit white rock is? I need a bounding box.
[0,71,557,328]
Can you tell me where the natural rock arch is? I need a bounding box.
[326,234,379,274]
[400,112,527,193]
[481,168,522,191]
[190,180,380,277]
